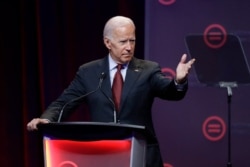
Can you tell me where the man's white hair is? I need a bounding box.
[103,16,135,39]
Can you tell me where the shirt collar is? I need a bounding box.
[108,54,129,70]
[108,54,117,71]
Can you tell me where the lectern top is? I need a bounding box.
[38,122,157,143]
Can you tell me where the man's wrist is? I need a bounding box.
[174,78,187,91]
[174,77,187,85]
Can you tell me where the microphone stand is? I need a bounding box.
[219,82,237,167]
[57,73,106,122]
[100,89,117,123]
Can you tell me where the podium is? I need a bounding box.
[38,122,148,167]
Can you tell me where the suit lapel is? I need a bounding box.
[120,58,142,109]
[97,57,113,98]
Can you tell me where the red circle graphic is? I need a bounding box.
[203,24,227,49]
[161,68,176,79]
[159,0,176,6]
[164,163,174,167]
[58,161,78,167]
[202,116,226,141]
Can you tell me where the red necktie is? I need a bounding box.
[112,64,123,112]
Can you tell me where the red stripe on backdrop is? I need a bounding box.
[20,1,45,166]
[36,0,45,111]
[20,1,30,166]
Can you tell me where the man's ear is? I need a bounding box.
[104,37,111,50]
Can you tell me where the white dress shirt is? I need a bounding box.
[108,55,128,86]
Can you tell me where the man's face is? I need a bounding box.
[104,24,136,64]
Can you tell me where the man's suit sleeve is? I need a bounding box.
[149,62,188,101]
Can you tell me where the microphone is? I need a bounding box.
[100,88,117,123]
[57,72,106,122]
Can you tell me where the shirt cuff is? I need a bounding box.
[174,80,187,91]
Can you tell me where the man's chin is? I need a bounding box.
[122,57,132,63]
[123,55,133,60]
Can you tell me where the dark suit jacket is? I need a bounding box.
[41,56,187,167]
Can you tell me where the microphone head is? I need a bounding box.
[100,72,106,79]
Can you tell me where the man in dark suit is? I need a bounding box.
[27,16,195,167]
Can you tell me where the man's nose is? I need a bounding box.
[125,41,132,50]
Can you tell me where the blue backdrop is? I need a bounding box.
[145,0,250,166]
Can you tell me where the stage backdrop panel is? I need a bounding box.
[145,0,250,167]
